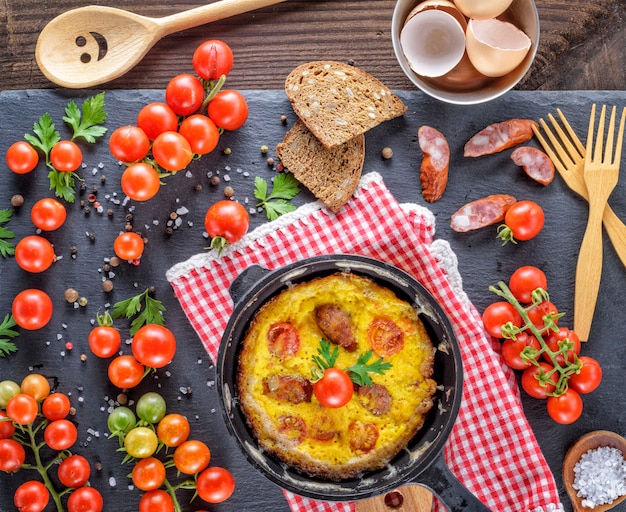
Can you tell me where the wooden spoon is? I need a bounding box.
[562,430,626,512]
[35,0,287,88]
[355,485,433,512]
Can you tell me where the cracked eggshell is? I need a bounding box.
[400,6,467,78]
[453,0,513,20]
[465,18,531,77]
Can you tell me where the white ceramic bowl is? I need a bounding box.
[391,0,540,105]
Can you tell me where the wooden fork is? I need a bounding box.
[574,104,626,341]
[533,110,626,269]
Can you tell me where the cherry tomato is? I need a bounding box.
[266,322,301,358]
[66,486,103,512]
[499,200,544,243]
[132,324,176,369]
[6,141,39,174]
[107,406,137,435]
[0,411,16,439]
[208,90,248,131]
[121,162,161,202]
[15,235,55,273]
[57,454,91,488]
[569,356,602,394]
[173,440,211,474]
[88,324,121,358]
[192,40,234,80]
[124,426,158,459]
[179,114,220,155]
[368,317,404,357]
[30,198,67,231]
[21,373,51,402]
[12,288,53,330]
[139,489,174,512]
[109,125,150,163]
[136,392,167,424]
[521,362,558,399]
[42,392,70,420]
[543,327,580,365]
[132,456,166,491]
[0,380,21,408]
[50,140,82,172]
[527,300,559,331]
[44,419,78,450]
[152,131,193,172]
[204,200,250,246]
[137,102,178,141]
[500,332,541,370]
[6,393,38,425]
[197,466,235,504]
[313,368,353,408]
[166,73,205,116]
[508,265,547,304]
[157,413,190,447]
[482,301,522,338]
[108,355,145,389]
[14,480,49,512]
[0,438,25,473]
[113,231,144,261]
[546,388,583,424]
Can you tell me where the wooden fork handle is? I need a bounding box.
[602,205,626,268]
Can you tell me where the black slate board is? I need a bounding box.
[0,89,625,512]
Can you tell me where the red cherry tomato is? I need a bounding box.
[30,198,67,231]
[12,289,53,330]
[108,355,145,389]
[139,490,174,512]
[44,419,78,450]
[88,324,121,358]
[113,232,144,261]
[208,90,248,131]
[508,265,547,304]
[313,367,353,408]
[50,140,82,172]
[132,324,177,369]
[15,235,55,273]
[500,332,541,370]
[196,466,235,504]
[482,301,522,338]
[192,40,234,80]
[152,131,193,172]
[546,388,583,424]
[57,454,91,488]
[527,300,559,330]
[6,141,39,174]
[521,362,558,399]
[499,200,544,243]
[42,392,71,420]
[121,162,161,202]
[0,411,16,439]
[173,440,211,475]
[132,456,166,491]
[0,438,25,473]
[157,413,190,448]
[179,114,220,155]
[166,73,205,116]
[109,125,150,163]
[67,486,103,512]
[569,356,603,394]
[14,480,49,512]
[543,327,581,365]
[204,200,250,244]
[137,102,178,141]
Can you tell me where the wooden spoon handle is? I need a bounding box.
[156,0,287,35]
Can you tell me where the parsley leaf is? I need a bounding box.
[24,113,61,156]
[112,288,166,336]
[48,170,77,202]
[63,92,108,143]
[0,209,16,257]
[254,173,300,220]
[346,350,392,386]
[0,314,19,357]
[312,339,339,373]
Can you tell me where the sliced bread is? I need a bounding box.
[276,119,365,213]
[285,61,407,149]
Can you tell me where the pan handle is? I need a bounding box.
[229,264,270,304]
[416,451,494,511]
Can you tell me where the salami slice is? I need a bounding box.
[418,125,450,202]
[464,119,538,157]
[511,146,555,185]
[450,194,517,232]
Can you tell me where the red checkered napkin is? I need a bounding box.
[166,172,563,512]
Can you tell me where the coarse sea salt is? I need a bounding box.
[573,446,626,507]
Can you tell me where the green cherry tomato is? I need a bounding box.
[136,392,167,424]
[107,406,137,435]
[0,380,21,407]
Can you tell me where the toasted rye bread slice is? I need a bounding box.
[276,119,365,213]
[285,61,407,149]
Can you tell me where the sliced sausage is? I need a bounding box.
[511,146,555,185]
[418,125,450,203]
[464,119,538,157]
[263,374,313,404]
[315,304,357,352]
[368,317,404,357]
[267,322,300,358]
[450,194,517,233]
[357,383,393,415]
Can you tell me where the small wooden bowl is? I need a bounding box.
[563,430,626,512]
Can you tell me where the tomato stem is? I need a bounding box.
[163,476,183,512]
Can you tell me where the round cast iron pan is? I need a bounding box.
[216,254,493,511]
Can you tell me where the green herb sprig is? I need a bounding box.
[112,288,166,336]
[0,209,16,257]
[0,314,19,357]
[254,173,300,220]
